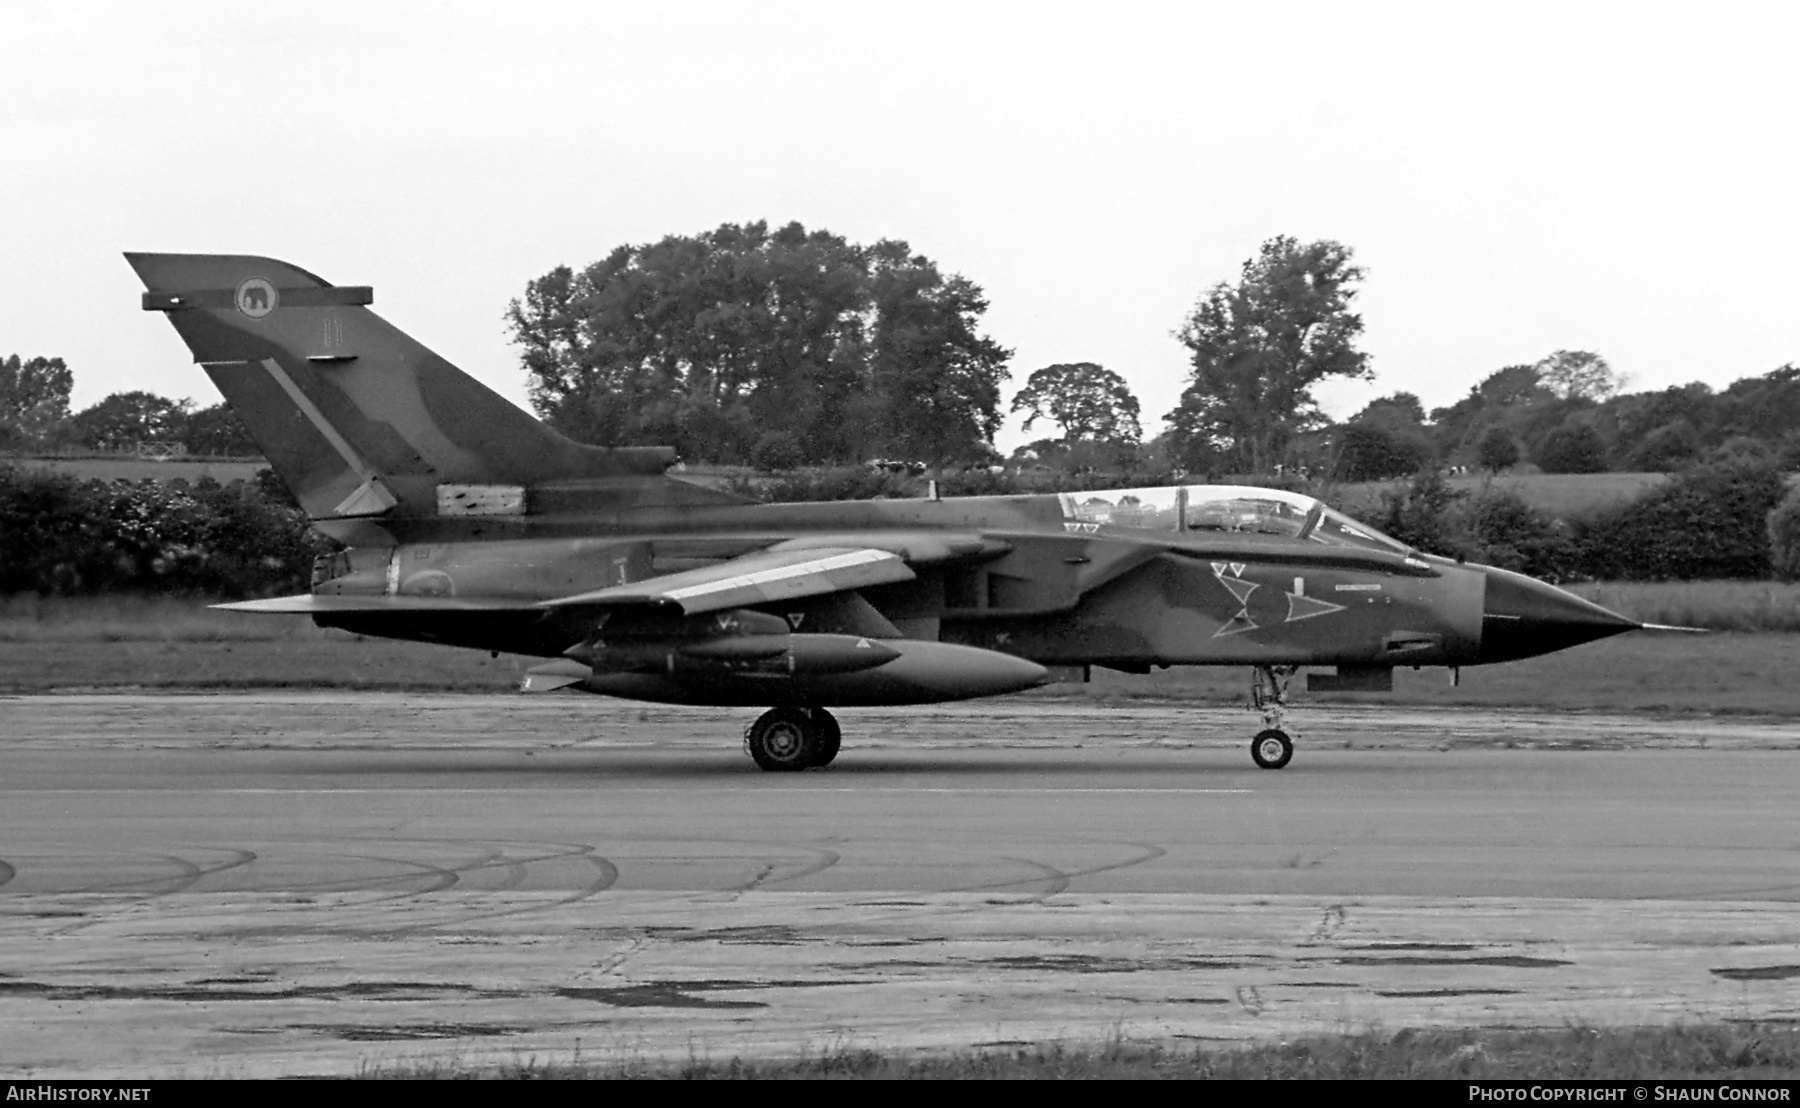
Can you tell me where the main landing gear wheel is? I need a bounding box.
[745,707,817,772]
[1251,728,1293,770]
[744,707,840,771]
[811,709,841,768]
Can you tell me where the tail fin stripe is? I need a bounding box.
[142,287,373,312]
[257,358,384,492]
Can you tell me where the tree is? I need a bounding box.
[1166,236,1371,474]
[1777,430,1800,472]
[1476,426,1520,473]
[1475,364,1551,407]
[1715,364,1800,445]
[1711,435,1774,467]
[1335,392,1434,480]
[862,239,1013,466]
[0,354,73,447]
[507,221,1010,466]
[1600,383,1716,467]
[1351,392,1427,431]
[1466,488,1577,580]
[1010,362,1142,447]
[1578,460,1786,580]
[68,391,190,451]
[181,402,258,457]
[1770,483,1800,581]
[1430,364,1555,462]
[1534,350,1622,402]
[1534,420,1609,474]
[1335,423,1428,481]
[1373,469,1470,559]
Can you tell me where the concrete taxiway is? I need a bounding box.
[3,693,1799,1077]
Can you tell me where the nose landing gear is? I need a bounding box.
[1251,727,1293,770]
[1250,665,1297,769]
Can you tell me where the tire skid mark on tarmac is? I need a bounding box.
[995,857,1071,900]
[342,854,463,896]
[380,848,620,934]
[491,853,531,892]
[835,841,1168,925]
[729,844,842,894]
[260,840,595,902]
[940,841,1169,902]
[171,839,621,937]
[48,849,259,935]
[57,848,258,897]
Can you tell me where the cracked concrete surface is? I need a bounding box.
[2,693,1799,1076]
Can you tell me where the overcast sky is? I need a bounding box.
[5,1,1795,451]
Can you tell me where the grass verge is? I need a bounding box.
[4,593,1798,715]
[365,1023,1800,1079]
[1570,580,1800,632]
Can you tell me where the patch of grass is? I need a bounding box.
[0,594,318,643]
[1569,580,1800,632]
[0,635,520,692]
[364,1023,1800,1079]
[1060,632,1800,715]
[5,594,1799,715]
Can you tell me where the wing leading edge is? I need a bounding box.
[217,546,917,616]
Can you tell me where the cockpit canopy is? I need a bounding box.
[1056,485,1413,556]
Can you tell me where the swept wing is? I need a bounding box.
[217,545,917,615]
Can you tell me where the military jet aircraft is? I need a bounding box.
[127,253,1644,771]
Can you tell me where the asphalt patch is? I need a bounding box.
[295,1023,524,1041]
[1375,988,1523,998]
[0,979,508,1002]
[555,981,767,1009]
[1712,966,1800,981]
[1325,955,1571,968]
[980,954,1255,973]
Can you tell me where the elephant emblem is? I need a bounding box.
[235,278,278,319]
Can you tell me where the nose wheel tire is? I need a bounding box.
[1251,728,1293,770]
[746,708,818,772]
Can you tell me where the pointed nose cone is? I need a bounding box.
[1477,565,1640,664]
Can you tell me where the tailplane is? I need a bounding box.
[127,253,723,529]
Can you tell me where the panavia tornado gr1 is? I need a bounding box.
[127,253,1645,771]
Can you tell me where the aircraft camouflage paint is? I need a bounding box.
[128,253,1644,771]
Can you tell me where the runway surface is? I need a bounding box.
[3,692,1800,1076]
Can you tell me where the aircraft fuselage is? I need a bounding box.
[307,485,1624,708]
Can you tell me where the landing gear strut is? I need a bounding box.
[1249,665,1297,770]
[744,707,840,771]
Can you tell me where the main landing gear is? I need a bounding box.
[744,707,841,772]
[1250,665,1297,770]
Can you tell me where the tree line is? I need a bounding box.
[508,221,1011,468]
[0,466,322,597]
[0,356,256,457]
[8,226,1793,482]
[1328,357,1800,482]
[1369,462,1800,583]
[6,457,1797,599]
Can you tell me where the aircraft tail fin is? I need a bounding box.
[126,253,701,525]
